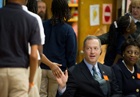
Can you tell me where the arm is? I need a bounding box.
[66,28,77,68]
[112,65,123,92]
[41,54,62,78]
[37,45,43,65]
[37,34,62,77]
[97,22,117,45]
[37,17,62,77]
[29,45,38,91]
[97,32,109,45]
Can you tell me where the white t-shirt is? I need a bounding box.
[22,5,45,60]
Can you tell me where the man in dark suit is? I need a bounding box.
[56,35,122,97]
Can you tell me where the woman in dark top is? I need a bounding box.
[103,15,136,66]
[112,39,140,97]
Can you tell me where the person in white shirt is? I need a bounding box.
[22,2,62,97]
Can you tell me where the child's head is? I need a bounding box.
[116,15,136,34]
[51,0,71,25]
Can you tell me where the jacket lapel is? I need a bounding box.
[98,63,110,96]
[79,60,93,81]
[79,61,106,95]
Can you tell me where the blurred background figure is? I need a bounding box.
[128,0,140,39]
[37,0,47,21]
[98,15,136,66]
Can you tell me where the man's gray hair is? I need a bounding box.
[83,35,101,47]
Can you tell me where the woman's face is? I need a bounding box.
[123,45,140,66]
[131,4,140,20]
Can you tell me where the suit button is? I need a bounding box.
[132,76,135,79]
[136,89,139,92]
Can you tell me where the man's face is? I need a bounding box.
[37,1,46,19]
[83,39,101,65]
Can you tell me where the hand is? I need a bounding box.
[41,54,62,78]
[50,62,62,78]
[28,82,34,93]
[56,70,68,89]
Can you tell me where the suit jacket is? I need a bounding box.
[112,59,140,97]
[61,60,122,97]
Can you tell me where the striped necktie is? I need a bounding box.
[92,66,101,80]
[92,66,108,96]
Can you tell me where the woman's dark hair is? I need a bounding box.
[116,15,132,34]
[26,0,37,13]
[51,0,71,25]
[108,15,132,46]
[121,38,140,56]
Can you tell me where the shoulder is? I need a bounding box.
[22,5,40,19]
[43,20,51,25]
[20,8,37,21]
[98,62,111,69]
[65,23,74,31]
[68,61,84,72]
[62,23,76,36]
[57,22,74,32]
[28,12,42,22]
[112,64,120,69]
[112,61,122,71]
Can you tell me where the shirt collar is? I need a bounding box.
[84,59,98,73]
[122,60,134,73]
[132,16,140,23]
[22,5,28,11]
[6,2,22,9]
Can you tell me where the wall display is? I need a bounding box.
[90,4,100,26]
[102,4,112,24]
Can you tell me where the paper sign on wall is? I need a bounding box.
[90,5,100,26]
[102,4,112,24]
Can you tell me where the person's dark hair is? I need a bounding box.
[121,38,140,56]
[26,0,37,13]
[116,15,132,34]
[51,0,71,25]
[108,15,132,46]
